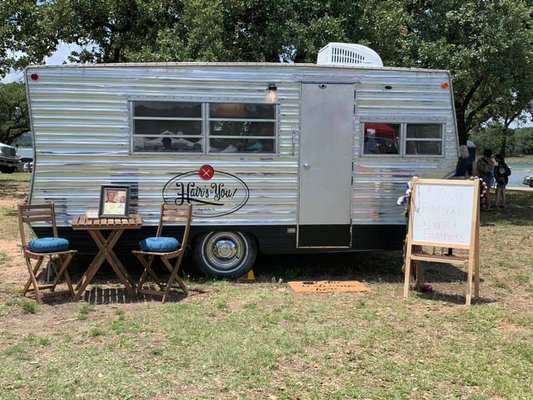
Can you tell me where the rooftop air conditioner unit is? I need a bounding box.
[317,43,383,67]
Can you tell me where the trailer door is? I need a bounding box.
[298,83,354,248]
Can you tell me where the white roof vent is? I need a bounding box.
[317,43,383,67]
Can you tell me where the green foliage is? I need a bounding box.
[514,128,533,155]
[360,0,533,144]
[0,82,30,144]
[0,0,57,77]
[47,0,185,63]
[471,126,533,156]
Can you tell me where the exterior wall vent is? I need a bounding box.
[317,43,383,67]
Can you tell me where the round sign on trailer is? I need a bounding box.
[199,165,214,180]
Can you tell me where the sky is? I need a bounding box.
[1,42,77,83]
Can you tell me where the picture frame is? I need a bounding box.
[99,185,130,218]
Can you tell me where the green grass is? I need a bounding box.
[1,288,531,399]
[0,175,531,399]
[78,304,96,320]
[0,172,31,183]
[0,173,30,240]
[0,252,9,266]
[20,301,37,314]
[0,172,30,201]
[0,207,22,240]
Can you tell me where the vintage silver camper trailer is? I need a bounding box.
[25,43,459,278]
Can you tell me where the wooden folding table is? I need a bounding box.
[71,214,142,301]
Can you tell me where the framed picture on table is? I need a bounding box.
[99,185,130,218]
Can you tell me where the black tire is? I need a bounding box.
[192,231,257,279]
[0,166,15,174]
[530,181,533,188]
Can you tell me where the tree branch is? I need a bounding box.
[465,96,493,129]
[457,78,483,112]
[503,110,522,129]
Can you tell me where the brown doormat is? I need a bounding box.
[288,280,369,293]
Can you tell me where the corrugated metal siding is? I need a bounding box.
[27,65,303,226]
[27,63,457,228]
[352,70,458,224]
[352,70,457,225]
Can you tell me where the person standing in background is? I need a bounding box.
[494,153,511,209]
[453,145,472,178]
[475,149,495,210]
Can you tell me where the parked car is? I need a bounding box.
[17,157,33,172]
[523,175,533,187]
[0,142,19,173]
[19,157,33,172]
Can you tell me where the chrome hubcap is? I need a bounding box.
[213,240,238,259]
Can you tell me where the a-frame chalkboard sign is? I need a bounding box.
[403,178,480,305]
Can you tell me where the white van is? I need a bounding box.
[0,142,18,174]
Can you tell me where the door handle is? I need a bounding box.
[303,162,310,170]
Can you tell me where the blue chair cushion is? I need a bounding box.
[139,237,180,252]
[28,237,69,253]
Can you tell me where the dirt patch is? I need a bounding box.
[0,232,173,339]
[0,179,27,203]
[0,239,26,284]
[0,199,24,208]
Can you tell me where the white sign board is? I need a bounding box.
[411,182,475,246]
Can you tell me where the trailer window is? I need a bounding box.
[363,123,400,155]
[405,124,443,155]
[132,101,203,153]
[132,101,277,154]
[207,103,276,154]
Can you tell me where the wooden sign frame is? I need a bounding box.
[403,178,480,305]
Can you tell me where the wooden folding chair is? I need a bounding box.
[133,204,192,302]
[18,203,77,303]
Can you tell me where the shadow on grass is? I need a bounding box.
[30,255,206,305]
[27,251,491,305]
[413,291,496,305]
[53,245,491,299]
[28,283,207,306]
[251,251,479,286]
[80,286,192,305]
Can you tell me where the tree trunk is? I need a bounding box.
[455,105,468,145]
[500,127,508,157]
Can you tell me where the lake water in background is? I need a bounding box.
[507,163,533,189]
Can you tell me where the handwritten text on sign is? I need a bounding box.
[412,184,475,246]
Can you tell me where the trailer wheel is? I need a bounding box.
[193,231,257,279]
